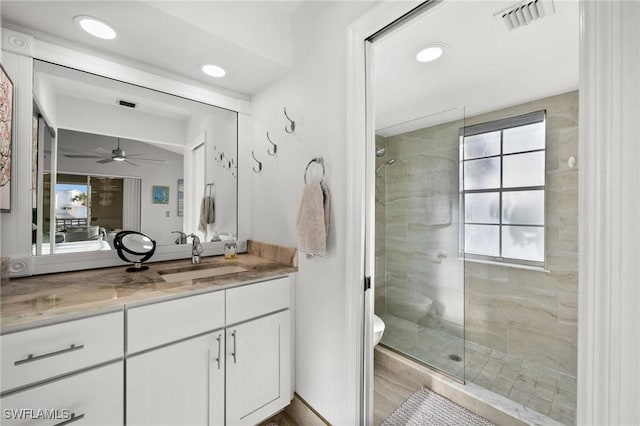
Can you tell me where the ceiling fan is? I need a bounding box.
[63,138,170,167]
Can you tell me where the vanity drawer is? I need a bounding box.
[127,290,225,354]
[1,311,124,393]
[226,276,291,325]
[1,361,123,426]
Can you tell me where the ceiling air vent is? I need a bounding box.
[494,0,555,31]
[118,100,136,109]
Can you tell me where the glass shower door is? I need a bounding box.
[374,106,466,380]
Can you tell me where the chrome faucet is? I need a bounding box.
[171,231,187,245]
[187,234,203,264]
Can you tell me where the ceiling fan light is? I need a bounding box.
[113,156,125,161]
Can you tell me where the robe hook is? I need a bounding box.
[284,107,296,134]
[266,132,278,156]
[251,151,262,173]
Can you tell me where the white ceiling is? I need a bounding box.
[374,0,580,135]
[2,1,302,97]
[2,0,578,131]
[35,60,217,122]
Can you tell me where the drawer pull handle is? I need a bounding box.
[14,344,85,366]
[231,330,237,364]
[53,412,85,426]
[215,334,222,370]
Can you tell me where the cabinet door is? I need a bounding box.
[226,310,291,426]
[127,332,225,426]
[1,362,123,426]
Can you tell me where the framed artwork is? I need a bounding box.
[0,64,14,213]
[152,185,170,204]
[177,178,184,217]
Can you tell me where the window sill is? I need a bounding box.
[461,257,551,273]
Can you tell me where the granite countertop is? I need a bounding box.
[1,241,297,333]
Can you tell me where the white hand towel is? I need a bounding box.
[321,182,331,236]
[198,196,215,233]
[297,182,328,257]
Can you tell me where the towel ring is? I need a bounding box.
[266,132,278,156]
[252,151,262,173]
[284,107,296,134]
[304,157,325,184]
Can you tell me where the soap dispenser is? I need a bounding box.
[224,240,237,259]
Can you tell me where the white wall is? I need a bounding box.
[186,109,238,238]
[248,2,375,424]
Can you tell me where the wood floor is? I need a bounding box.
[374,364,421,425]
[259,410,298,426]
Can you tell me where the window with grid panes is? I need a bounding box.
[461,110,546,266]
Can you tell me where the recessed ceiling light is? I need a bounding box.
[74,16,117,40]
[415,43,447,63]
[202,64,226,78]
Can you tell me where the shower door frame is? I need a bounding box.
[346,1,443,424]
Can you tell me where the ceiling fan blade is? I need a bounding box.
[124,160,139,167]
[93,147,112,155]
[65,154,105,159]
[130,158,170,163]
[97,158,115,164]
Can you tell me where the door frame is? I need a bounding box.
[345,2,429,423]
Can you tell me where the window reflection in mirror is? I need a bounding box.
[32,60,238,256]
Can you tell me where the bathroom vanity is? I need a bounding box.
[0,247,297,426]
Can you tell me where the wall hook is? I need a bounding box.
[284,107,296,134]
[213,145,222,162]
[266,132,278,156]
[251,151,262,173]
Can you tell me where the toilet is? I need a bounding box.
[373,315,386,346]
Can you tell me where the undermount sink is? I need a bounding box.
[158,264,248,283]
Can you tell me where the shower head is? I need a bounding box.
[375,147,386,157]
[375,158,396,174]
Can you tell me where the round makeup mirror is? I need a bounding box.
[113,231,156,272]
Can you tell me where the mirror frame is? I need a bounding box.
[2,28,250,276]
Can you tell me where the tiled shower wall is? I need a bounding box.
[463,91,579,377]
[377,116,465,333]
[375,91,579,378]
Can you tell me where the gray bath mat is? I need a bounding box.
[382,387,495,426]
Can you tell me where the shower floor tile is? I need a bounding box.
[379,313,577,425]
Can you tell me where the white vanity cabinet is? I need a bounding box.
[0,311,125,426]
[226,310,291,426]
[0,362,123,426]
[127,332,225,426]
[126,275,293,426]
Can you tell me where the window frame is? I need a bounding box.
[459,110,547,267]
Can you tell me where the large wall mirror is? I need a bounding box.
[32,60,238,257]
